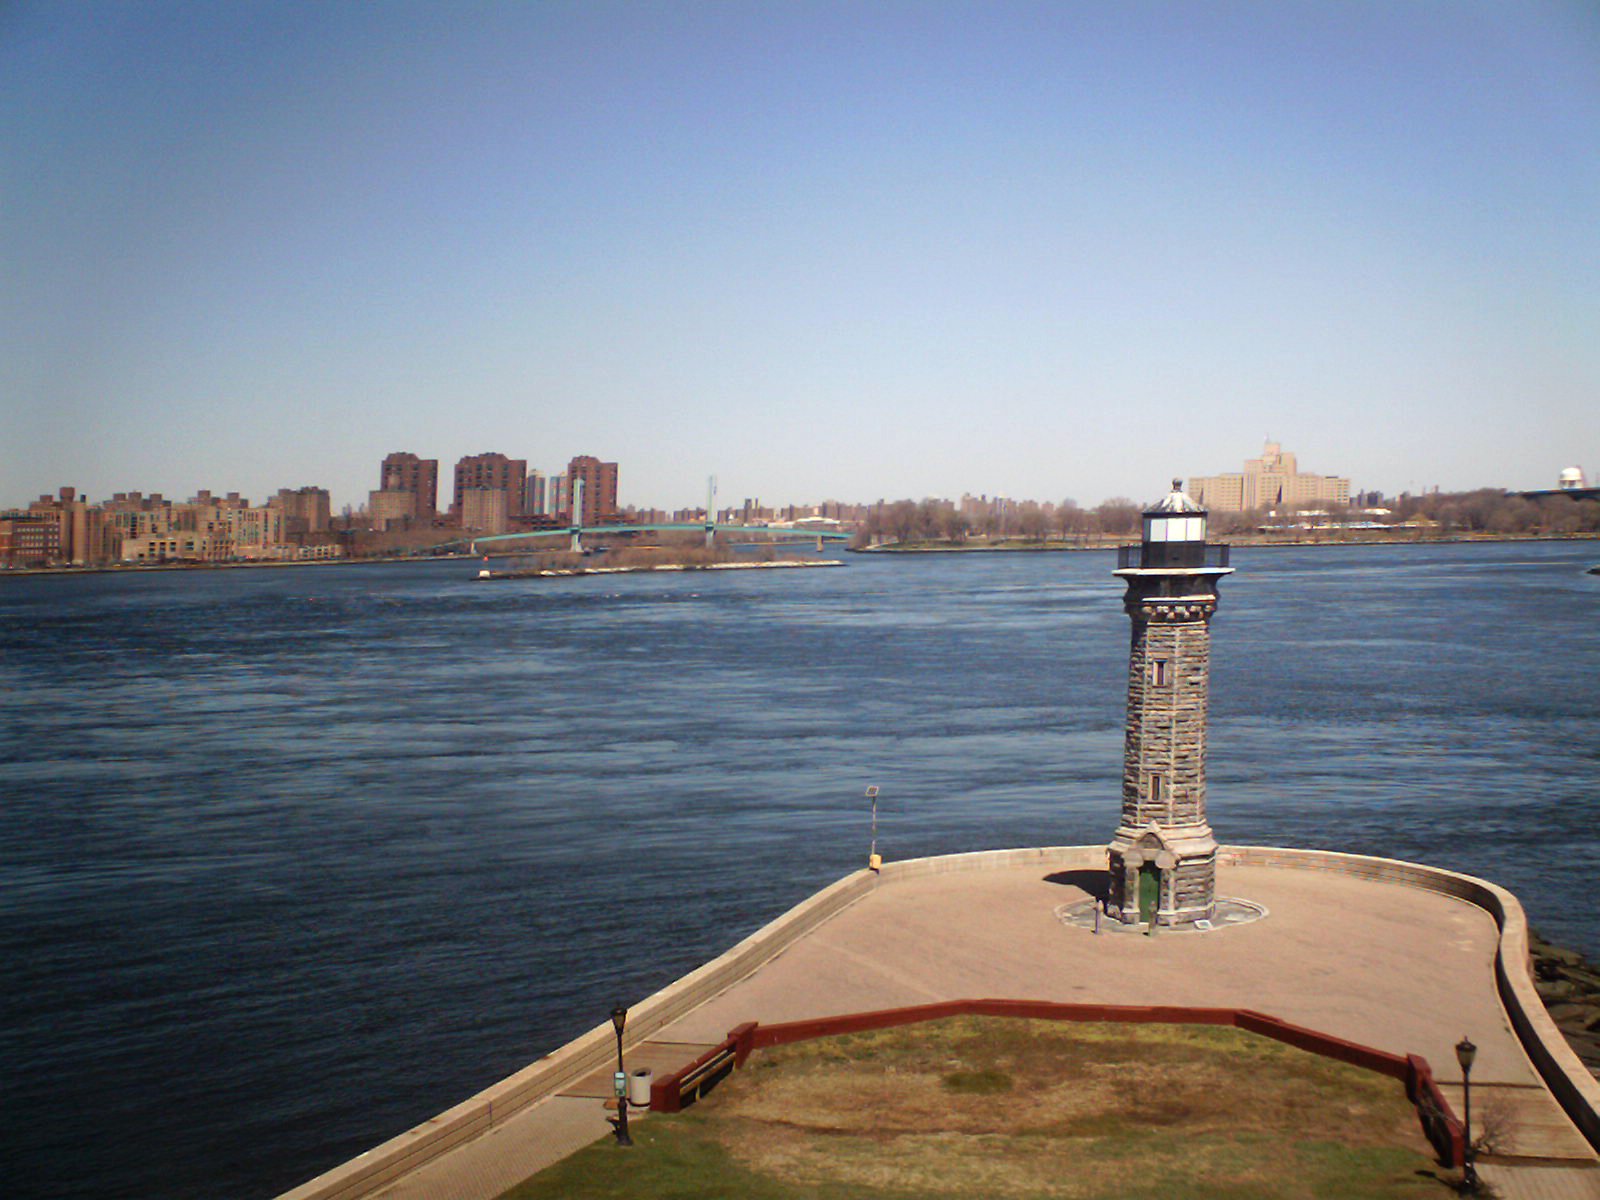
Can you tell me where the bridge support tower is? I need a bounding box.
[569,478,585,553]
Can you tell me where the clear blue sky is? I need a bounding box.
[4,1,1597,512]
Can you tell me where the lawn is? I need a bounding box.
[499,1017,1457,1200]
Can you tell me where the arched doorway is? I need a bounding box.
[1137,862,1161,923]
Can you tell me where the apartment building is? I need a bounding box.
[1188,442,1351,513]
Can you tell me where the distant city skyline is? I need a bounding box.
[3,438,1587,518]
[4,3,1596,511]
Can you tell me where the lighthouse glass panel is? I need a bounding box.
[1143,514,1206,543]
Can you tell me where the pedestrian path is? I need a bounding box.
[371,859,1598,1200]
[372,1041,714,1200]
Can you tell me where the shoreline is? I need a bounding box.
[858,531,1600,554]
[0,553,466,580]
[1531,928,1600,1078]
[4,530,1596,579]
[476,559,844,580]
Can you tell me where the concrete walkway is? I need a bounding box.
[377,861,1600,1200]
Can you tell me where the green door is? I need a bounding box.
[1138,864,1160,922]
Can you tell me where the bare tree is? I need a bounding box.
[1094,498,1140,537]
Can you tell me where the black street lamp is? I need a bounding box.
[1455,1035,1477,1193]
[611,1004,633,1147]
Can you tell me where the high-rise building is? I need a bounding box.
[25,487,92,565]
[565,455,619,525]
[270,487,331,534]
[524,470,547,516]
[380,452,439,521]
[367,490,417,530]
[460,488,511,534]
[452,453,526,522]
[1188,441,1350,513]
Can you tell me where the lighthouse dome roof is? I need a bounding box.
[1148,479,1204,514]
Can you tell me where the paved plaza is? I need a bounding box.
[375,860,1600,1200]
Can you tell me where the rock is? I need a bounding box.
[1537,979,1576,1003]
[1564,964,1600,992]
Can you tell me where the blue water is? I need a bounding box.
[2,541,1596,1199]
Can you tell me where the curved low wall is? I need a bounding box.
[1218,844,1600,1155]
[278,843,1600,1199]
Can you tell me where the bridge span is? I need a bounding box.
[451,523,851,554]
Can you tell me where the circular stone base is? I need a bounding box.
[1053,897,1268,934]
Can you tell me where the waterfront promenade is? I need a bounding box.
[301,848,1600,1200]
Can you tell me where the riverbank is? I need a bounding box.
[1532,929,1600,1079]
[476,559,844,580]
[0,553,466,579]
[7,531,1596,576]
[860,531,1600,553]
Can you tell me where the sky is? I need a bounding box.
[3,1,1598,513]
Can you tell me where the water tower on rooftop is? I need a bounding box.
[1106,480,1234,928]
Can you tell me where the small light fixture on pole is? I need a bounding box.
[610,1004,632,1147]
[1455,1035,1477,1193]
[866,786,881,871]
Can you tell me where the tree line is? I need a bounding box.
[853,488,1600,547]
[1389,488,1600,536]
[855,498,1141,546]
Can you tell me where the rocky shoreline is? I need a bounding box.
[1530,929,1600,1079]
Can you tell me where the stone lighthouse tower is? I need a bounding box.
[1107,481,1233,927]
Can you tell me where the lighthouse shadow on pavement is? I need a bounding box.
[1043,869,1110,902]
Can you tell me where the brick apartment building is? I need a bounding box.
[375,452,439,524]
[452,453,526,526]
[565,455,619,525]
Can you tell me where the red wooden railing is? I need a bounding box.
[648,998,1465,1168]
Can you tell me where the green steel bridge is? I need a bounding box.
[448,522,851,553]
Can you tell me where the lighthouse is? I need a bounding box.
[1106,480,1233,928]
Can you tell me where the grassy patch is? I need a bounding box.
[499,1018,1453,1200]
[942,1068,1013,1094]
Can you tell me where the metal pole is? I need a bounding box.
[1462,1056,1476,1192]
[612,1015,632,1147]
[571,478,585,554]
[866,785,879,868]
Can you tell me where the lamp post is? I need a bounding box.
[866,785,880,871]
[611,1004,632,1147]
[1455,1035,1477,1193]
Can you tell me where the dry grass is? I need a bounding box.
[502,1017,1453,1200]
[710,1019,1438,1198]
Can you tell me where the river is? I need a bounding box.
[2,540,1596,1199]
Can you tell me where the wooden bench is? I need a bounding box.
[649,1042,740,1113]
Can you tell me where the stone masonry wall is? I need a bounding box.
[1171,852,1215,912]
[1122,605,1212,830]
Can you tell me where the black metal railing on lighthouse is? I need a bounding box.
[1116,542,1231,570]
